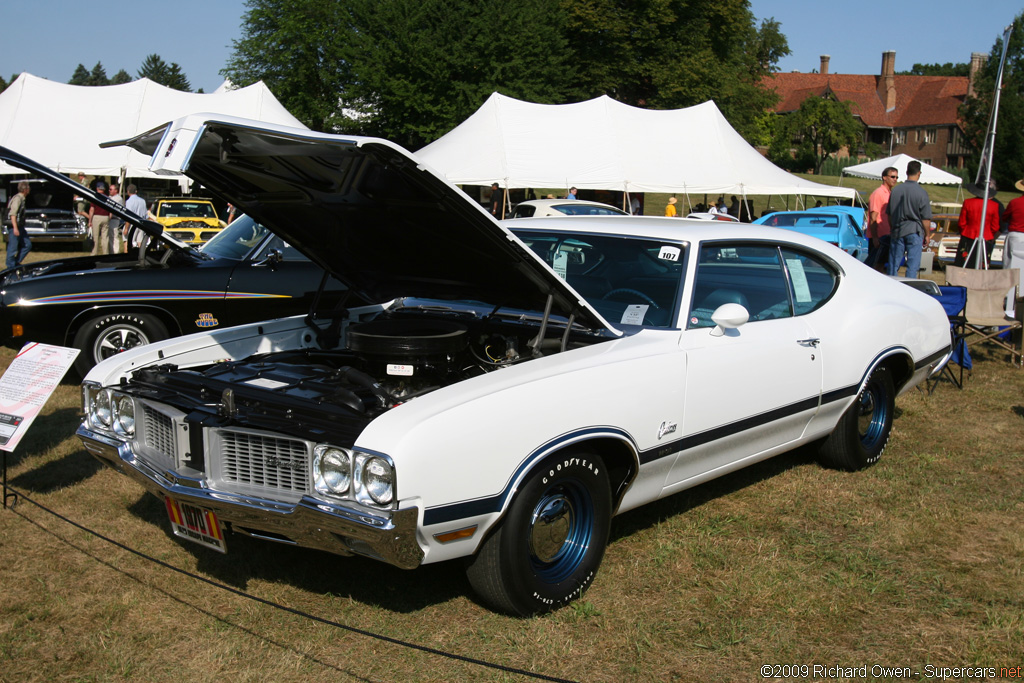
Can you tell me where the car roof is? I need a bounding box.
[517,199,619,209]
[503,214,829,246]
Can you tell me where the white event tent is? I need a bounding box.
[841,153,964,187]
[417,92,857,204]
[0,73,306,178]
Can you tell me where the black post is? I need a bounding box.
[2,449,15,509]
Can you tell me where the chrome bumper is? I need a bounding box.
[76,425,424,569]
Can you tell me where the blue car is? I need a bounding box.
[753,206,869,262]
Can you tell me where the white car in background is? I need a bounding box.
[509,198,627,218]
[76,115,951,616]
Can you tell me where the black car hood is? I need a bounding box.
[111,115,610,331]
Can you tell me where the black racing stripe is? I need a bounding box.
[916,345,951,370]
[424,494,503,526]
[423,382,858,525]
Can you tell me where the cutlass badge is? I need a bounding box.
[657,421,677,439]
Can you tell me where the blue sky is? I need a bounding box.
[0,1,1019,95]
[748,0,1019,75]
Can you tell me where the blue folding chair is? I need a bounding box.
[927,285,970,393]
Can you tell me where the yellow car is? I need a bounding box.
[153,197,224,244]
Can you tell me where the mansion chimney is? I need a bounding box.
[878,51,896,112]
[820,55,830,75]
[968,52,987,98]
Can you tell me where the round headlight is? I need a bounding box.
[363,457,394,505]
[94,390,112,427]
[316,447,351,495]
[113,394,135,436]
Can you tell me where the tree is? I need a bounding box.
[561,0,788,143]
[780,96,862,175]
[900,62,969,77]
[223,0,353,133]
[87,61,109,86]
[0,74,7,94]
[69,64,90,86]
[342,0,574,148]
[164,63,192,91]
[110,69,132,85]
[138,54,169,83]
[959,13,1024,188]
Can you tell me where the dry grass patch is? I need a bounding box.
[1,328,1023,681]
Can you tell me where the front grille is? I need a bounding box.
[219,431,310,493]
[143,405,176,459]
[200,231,220,241]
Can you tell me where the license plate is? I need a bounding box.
[165,497,227,553]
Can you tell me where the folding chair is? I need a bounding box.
[926,285,970,393]
[945,266,1023,366]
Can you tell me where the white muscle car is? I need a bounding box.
[73,115,950,615]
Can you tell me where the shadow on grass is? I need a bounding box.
[10,449,103,493]
[4,407,89,466]
[1012,405,1024,420]
[609,442,820,544]
[125,493,468,614]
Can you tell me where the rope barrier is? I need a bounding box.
[4,486,579,683]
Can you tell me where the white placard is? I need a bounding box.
[620,304,649,326]
[785,258,812,303]
[552,250,569,280]
[245,377,289,390]
[658,246,680,262]
[0,343,79,452]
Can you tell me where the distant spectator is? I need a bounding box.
[6,180,32,269]
[567,187,578,200]
[867,166,897,271]
[1002,179,1024,316]
[955,179,1000,268]
[489,183,502,217]
[108,183,124,254]
[728,195,740,218]
[630,193,641,215]
[89,182,112,256]
[887,160,932,278]
[124,184,148,249]
[665,196,677,218]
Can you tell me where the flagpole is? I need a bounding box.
[971,24,1014,270]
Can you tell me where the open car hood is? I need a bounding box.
[111,114,611,332]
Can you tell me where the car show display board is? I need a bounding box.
[1,343,79,507]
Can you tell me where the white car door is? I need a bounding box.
[663,243,838,492]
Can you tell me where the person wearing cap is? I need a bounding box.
[955,179,1000,268]
[1001,179,1024,316]
[664,196,677,218]
[89,182,112,255]
[886,160,933,278]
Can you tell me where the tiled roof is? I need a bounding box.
[766,72,969,129]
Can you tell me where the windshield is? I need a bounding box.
[158,201,218,219]
[199,215,271,259]
[512,229,685,328]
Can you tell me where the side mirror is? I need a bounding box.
[709,303,749,337]
[255,248,284,268]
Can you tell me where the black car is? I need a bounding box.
[2,177,90,244]
[0,209,346,376]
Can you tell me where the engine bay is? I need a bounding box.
[123,308,607,444]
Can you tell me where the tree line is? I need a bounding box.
[0,54,195,93]
[221,0,790,150]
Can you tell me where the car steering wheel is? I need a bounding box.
[602,288,660,309]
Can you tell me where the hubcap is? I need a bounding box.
[95,326,149,362]
[857,382,887,448]
[527,481,594,583]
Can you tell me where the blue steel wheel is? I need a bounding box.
[818,366,895,471]
[466,453,611,616]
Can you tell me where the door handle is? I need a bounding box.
[797,338,820,347]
